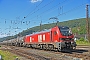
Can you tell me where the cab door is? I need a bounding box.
[51,30,59,42]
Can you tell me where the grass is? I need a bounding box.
[0,50,19,60]
[76,40,90,46]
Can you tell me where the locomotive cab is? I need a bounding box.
[59,26,77,49]
[51,26,77,51]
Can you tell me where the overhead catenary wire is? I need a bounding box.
[42,3,87,23]
[22,1,86,26]
[28,0,67,22]
[55,3,86,17]
[22,0,55,20]
[16,0,56,29]
[28,0,85,24]
[22,0,45,20]
[0,0,87,26]
[0,0,68,24]
[0,1,89,37]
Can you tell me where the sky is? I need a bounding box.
[0,0,90,38]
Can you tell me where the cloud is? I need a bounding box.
[0,34,7,38]
[30,0,42,3]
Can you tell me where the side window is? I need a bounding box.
[43,34,45,41]
[38,35,42,42]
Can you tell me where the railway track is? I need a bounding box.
[54,47,90,60]
[0,46,51,60]
[0,45,90,60]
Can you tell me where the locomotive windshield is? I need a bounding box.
[58,26,72,36]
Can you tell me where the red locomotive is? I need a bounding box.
[24,26,77,51]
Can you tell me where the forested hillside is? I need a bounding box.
[0,18,89,41]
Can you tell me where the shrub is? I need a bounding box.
[79,37,85,41]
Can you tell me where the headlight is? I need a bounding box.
[71,41,74,44]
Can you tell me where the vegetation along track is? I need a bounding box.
[0,45,90,60]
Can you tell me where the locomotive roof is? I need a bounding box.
[26,29,51,36]
[26,26,69,37]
